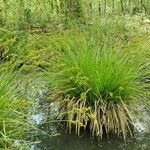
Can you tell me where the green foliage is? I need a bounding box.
[0,68,33,149]
[50,33,148,102]
[0,10,149,142]
[0,0,150,29]
[49,31,149,139]
[0,29,54,72]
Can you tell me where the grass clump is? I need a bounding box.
[0,68,33,149]
[49,34,149,140]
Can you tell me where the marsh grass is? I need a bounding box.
[0,28,55,72]
[0,12,149,143]
[49,33,149,140]
[0,67,34,149]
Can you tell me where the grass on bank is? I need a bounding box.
[0,67,34,149]
[0,29,59,148]
[49,32,149,140]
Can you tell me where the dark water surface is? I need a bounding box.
[32,106,150,150]
[36,131,150,150]
[33,102,150,150]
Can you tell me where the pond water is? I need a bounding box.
[27,79,150,150]
[34,129,150,150]
[33,103,150,150]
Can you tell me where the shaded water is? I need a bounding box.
[35,129,150,150]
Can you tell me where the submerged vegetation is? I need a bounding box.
[0,0,150,149]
